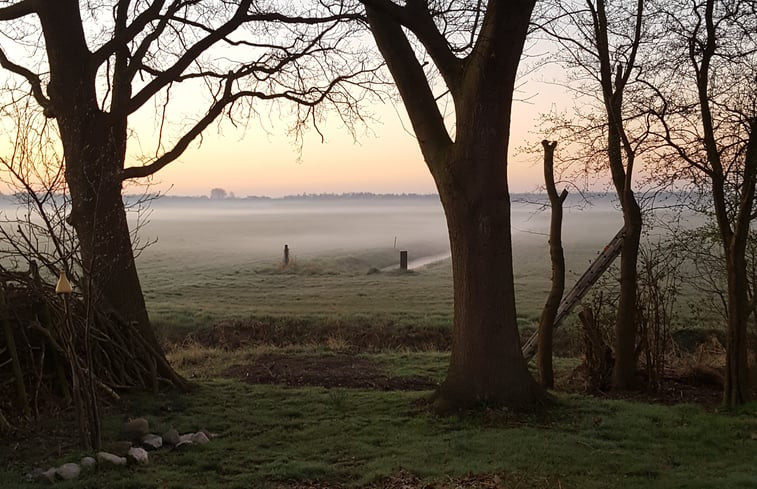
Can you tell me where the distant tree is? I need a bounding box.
[0,1,371,386]
[647,0,756,405]
[210,188,228,200]
[359,0,547,410]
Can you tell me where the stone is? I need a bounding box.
[190,431,210,445]
[41,468,57,484]
[96,451,127,466]
[174,439,194,450]
[141,433,163,450]
[80,456,97,470]
[127,446,149,465]
[56,463,81,480]
[163,428,180,445]
[122,417,150,441]
[178,433,194,444]
[25,467,54,484]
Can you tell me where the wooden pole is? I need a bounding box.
[284,244,289,266]
[400,250,408,270]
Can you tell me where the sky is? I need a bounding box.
[126,82,560,199]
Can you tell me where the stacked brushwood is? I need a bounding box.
[0,263,186,446]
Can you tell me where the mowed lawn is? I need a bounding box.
[2,349,755,489]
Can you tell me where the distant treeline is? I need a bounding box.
[0,190,699,206]
[138,192,443,201]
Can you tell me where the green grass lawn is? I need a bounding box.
[2,349,755,489]
[3,209,746,488]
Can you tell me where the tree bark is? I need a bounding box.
[364,0,546,410]
[591,0,646,390]
[537,140,567,388]
[433,149,546,410]
[720,122,756,405]
[612,190,642,389]
[34,1,186,389]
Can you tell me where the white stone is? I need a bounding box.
[127,446,149,465]
[141,433,163,450]
[190,431,210,445]
[56,463,81,480]
[178,433,194,443]
[80,456,97,469]
[96,451,127,466]
[174,439,194,450]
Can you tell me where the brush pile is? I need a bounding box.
[0,262,185,442]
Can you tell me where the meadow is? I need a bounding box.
[3,194,754,489]
[137,194,629,337]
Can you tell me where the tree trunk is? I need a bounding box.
[433,176,546,411]
[721,123,756,406]
[431,136,546,411]
[537,141,568,388]
[612,191,642,389]
[37,2,187,390]
[724,251,750,405]
[364,0,544,411]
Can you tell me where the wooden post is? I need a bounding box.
[400,250,408,270]
[283,244,289,266]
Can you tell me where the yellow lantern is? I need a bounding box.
[55,270,73,294]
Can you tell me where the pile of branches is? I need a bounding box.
[0,262,186,446]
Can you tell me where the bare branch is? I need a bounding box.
[0,49,52,112]
[0,0,37,20]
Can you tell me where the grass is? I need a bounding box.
[4,200,748,488]
[3,350,756,488]
[142,231,721,345]
[3,375,755,489]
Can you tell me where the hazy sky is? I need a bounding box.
[127,80,562,198]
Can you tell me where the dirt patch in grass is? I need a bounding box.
[224,353,438,391]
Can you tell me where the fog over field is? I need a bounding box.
[135,193,630,270]
[0,192,710,329]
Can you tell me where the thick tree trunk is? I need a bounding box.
[434,178,546,411]
[612,191,642,389]
[36,2,187,391]
[432,135,546,411]
[537,141,567,388]
[364,0,543,410]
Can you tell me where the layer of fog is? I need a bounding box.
[134,195,639,270]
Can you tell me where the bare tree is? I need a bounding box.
[647,0,756,405]
[358,0,547,410]
[537,140,568,388]
[0,1,373,385]
[534,0,654,389]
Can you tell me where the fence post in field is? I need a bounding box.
[400,250,408,270]
[283,244,289,266]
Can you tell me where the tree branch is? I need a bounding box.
[0,0,37,20]
[0,48,52,112]
[363,3,452,168]
[90,0,167,66]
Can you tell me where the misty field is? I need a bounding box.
[136,195,636,336]
[7,194,753,489]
